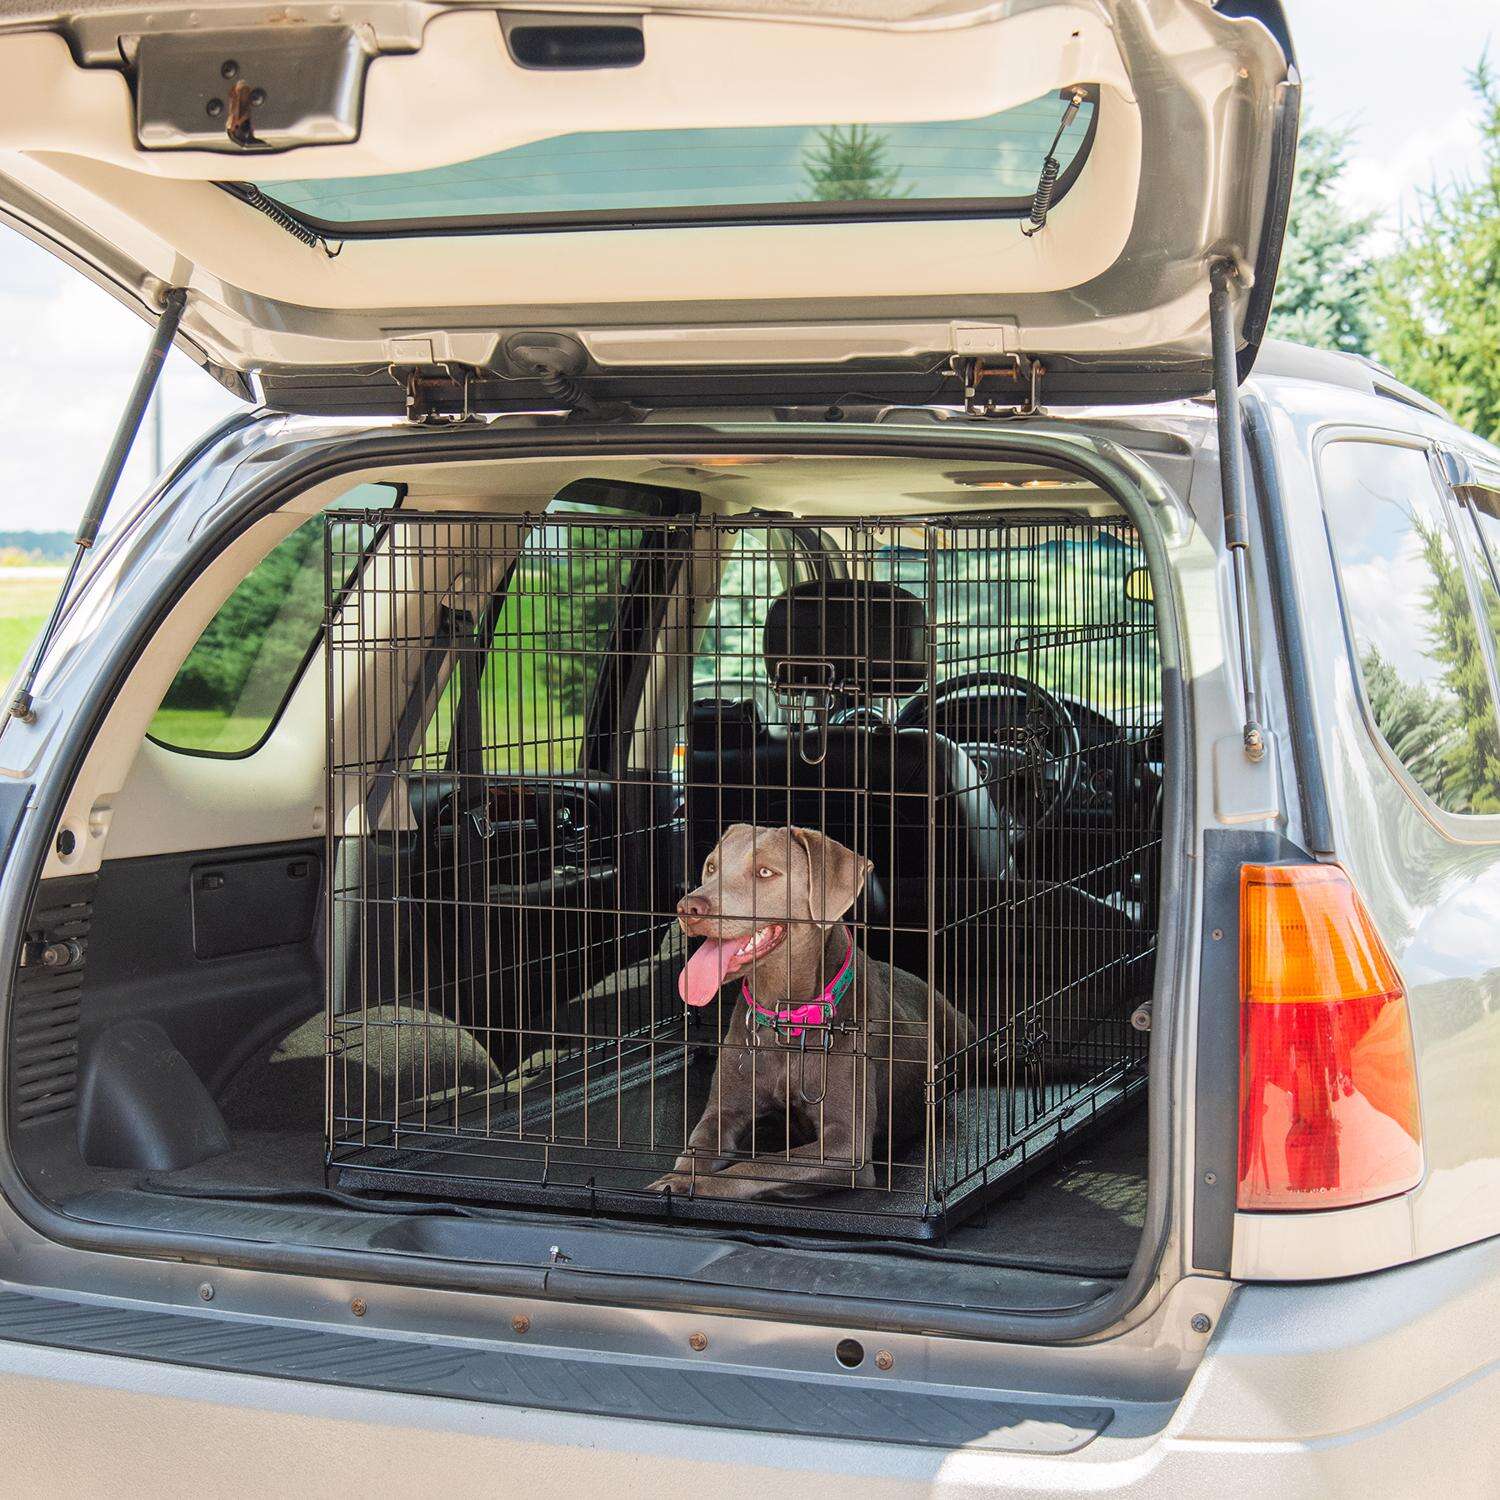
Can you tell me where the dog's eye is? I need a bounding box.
[757,866,777,879]
[704,862,716,876]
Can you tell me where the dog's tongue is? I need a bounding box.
[679,937,738,1008]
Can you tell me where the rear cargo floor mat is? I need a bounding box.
[125,1100,1146,1276]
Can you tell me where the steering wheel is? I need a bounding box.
[899,670,1084,827]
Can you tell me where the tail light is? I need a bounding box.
[1238,863,1423,1211]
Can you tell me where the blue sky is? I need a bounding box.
[0,0,1493,531]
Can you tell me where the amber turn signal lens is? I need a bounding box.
[1238,864,1423,1211]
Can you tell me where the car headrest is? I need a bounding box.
[763,580,929,698]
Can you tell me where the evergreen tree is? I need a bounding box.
[1413,514,1500,813]
[1359,646,1459,798]
[802,125,908,201]
[159,517,326,712]
[1372,59,1500,442]
[1270,122,1378,354]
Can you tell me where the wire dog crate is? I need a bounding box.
[325,505,1161,1237]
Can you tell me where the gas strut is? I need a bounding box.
[9,287,187,725]
[1208,259,1266,764]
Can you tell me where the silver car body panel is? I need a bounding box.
[0,1235,1496,1492]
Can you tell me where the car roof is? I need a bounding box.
[1251,339,1448,419]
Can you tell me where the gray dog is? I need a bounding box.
[649,824,973,1200]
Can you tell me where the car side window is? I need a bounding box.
[1321,440,1500,816]
[149,482,400,757]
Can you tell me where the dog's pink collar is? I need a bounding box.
[742,939,854,1038]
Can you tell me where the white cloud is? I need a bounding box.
[1341,104,1487,251]
[1338,530,1446,687]
[0,235,243,534]
[1289,0,1496,233]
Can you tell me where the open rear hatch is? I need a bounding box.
[0,0,1296,414]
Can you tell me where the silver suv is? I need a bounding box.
[1,2,1498,1493]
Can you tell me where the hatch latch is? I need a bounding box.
[132,27,371,153]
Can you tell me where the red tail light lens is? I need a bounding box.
[1238,864,1423,1211]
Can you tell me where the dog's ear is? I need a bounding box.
[788,827,872,928]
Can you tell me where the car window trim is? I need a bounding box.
[1243,394,1335,855]
[1452,469,1500,598]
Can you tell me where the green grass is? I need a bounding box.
[0,572,256,753]
[145,707,271,754]
[0,572,63,684]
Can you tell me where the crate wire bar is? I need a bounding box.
[325,509,1160,1237]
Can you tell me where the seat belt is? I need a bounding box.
[361,604,476,831]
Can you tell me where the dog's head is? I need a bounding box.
[675,824,872,1008]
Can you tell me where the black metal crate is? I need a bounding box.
[325,509,1160,1237]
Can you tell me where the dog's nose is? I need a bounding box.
[676,893,711,924]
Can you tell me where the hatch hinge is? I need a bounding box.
[395,364,482,425]
[954,354,1046,418]
[1208,259,1266,764]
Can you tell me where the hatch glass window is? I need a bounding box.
[1321,441,1500,816]
[148,483,399,757]
[239,89,1095,232]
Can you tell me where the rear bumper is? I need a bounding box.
[0,1237,1496,1497]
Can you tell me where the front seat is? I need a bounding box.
[685,579,1006,976]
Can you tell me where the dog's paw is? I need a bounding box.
[645,1172,695,1195]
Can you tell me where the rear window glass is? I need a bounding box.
[1321,441,1500,816]
[242,89,1095,231]
[149,483,398,757]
